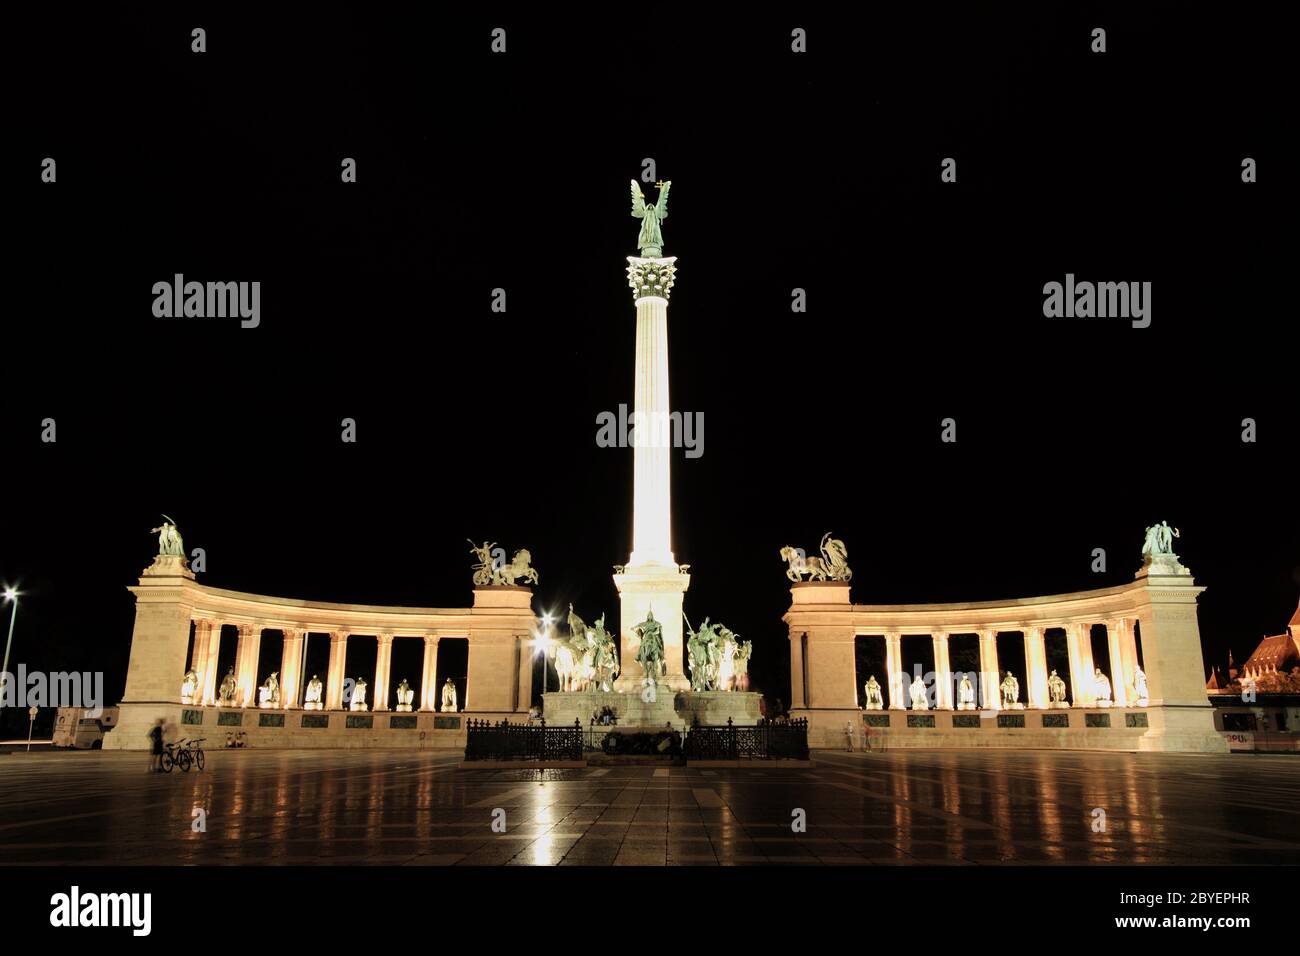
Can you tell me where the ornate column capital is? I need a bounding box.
[626,256,677,301]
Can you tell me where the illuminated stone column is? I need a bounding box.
[626,256,677,568]
[1024,626,1049,709]
[373,633,393,711]
[188,620,210,694]
[235,623,261,707]
[978,629,1001,710]
[885,632,905,710]
[280,628,304,709]
[932,632,952,709]
[202,622,222,705]
[614,256,690,692]
[419,635,439,711]
[1067,622,1096,706]
[516,635,534,713]
[326,631,348,710]
[1109,617,1139,705]
[788,630,806,709]
[1104,621,1129,706]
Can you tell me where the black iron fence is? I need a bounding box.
[464,718,584,761]
[467,717,809,761]
[683,717,810,760]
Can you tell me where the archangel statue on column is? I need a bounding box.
[630,179,671,257]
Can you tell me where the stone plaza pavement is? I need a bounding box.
[1,748,1298,866]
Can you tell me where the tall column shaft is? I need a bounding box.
[1024,627,1049,708]
[617,258,689,692]
[978,630,1001,710]
[789,631,806,709]
[235,624,261,707]
[420,636,439,711]
[630,293,674,567]
[516,636,534,712]
[188,620,209,693]
[1114,617,1140,700]
[1100,622,1124,706]
[932,633,952,709]
[373,634,393,711]
[1067,622,1096,706]
[280,629,303,709]
[202,623,222,705]
[885,633,905,710]
[326,632,348,710]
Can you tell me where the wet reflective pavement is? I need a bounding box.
[1,749,1297,865]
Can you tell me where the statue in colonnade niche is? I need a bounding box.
[258,671,280,708]
[180,669,198,704]
[863,675,884,710]
[957,674,977,710]
[909,674,929,710]
[396,678,414,711]
[1000,671,1022,709]
[1132,666,1149,706]
[1093,668,1112,707]
[218,666,238,706]
[441,678,459,712]
[634,610,666,687]
[304,674,324,710]
[780,532,852,583]
[1047,669,1069,708]
[350,677,368,712]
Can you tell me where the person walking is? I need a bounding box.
[148,719,164,772]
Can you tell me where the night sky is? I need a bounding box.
[2,6,1293,734]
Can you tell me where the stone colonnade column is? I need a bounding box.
[788,631,806,709]
[885,633,904,710]
[1107,621,1138,702]
[188,620,210,698]
[280,628,304,709]
[1104,621,1129,706]
[978,629,1001,710]
[420,636,440,711]
[932,632,952,709]
[235,623,261,707]
[373,634,393,711]
[1067,622,1096,705]
[516,635,534,712]
[202,622,223,705]
[1024,626,1049,709]
[326,631,348,710]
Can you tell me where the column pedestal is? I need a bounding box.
[613,564,691,692]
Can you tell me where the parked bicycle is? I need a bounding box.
[160,737,206,773]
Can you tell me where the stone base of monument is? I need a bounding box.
[103,702,480,750]
[798,704,1229,753]
[543,689,762,731]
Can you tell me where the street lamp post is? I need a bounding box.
[1,588,18,703]
[1,588,19,756]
